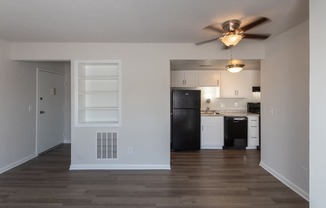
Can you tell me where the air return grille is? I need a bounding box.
[96,132,118,159]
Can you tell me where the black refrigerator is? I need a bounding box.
[171,90,201,151]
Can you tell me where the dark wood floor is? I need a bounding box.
[0,144,308,208]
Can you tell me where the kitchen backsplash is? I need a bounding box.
[197,87,260,112]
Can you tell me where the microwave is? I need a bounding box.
[247,102,260,114]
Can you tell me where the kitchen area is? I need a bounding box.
[170,59,261,151]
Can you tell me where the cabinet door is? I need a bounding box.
[220,71,252,98]
[170,71,185,87]
[184,71,198,87]
[247,116,259,147]
[198,71,220,86]
[252,70,261,86]
[201,116,223,149]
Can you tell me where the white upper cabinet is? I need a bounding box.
[198,71,221,87]
[252,70,261,86]
[171,69,260,99]
[170,71,198,87]
[220,70,253,98]
[74,60,121,127]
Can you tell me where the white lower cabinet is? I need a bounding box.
[201,116,224,149]
[247,115,260,149]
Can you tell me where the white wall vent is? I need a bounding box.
[96,132,118,159]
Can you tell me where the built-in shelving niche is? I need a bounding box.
[75,60,121,127]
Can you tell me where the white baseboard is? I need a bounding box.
[64,139,71,144]
[70,164,171,170]
[246,146,258,149]
[260,162,309,201]
[201,146,223,149]
[0,154,37,174]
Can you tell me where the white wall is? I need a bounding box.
[10,42,265,169]
[0,39,68,173]
[260,21,309,199]
[64,62,71,143]
[310,0,326,207]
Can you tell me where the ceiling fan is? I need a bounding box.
[196,17,271,48]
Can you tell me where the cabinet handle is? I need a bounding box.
[202,126,204,131]
[217,80,219,86]
[184,80,186,85]
[251,126,258,128]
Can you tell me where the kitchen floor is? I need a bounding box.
[0,145,308,208]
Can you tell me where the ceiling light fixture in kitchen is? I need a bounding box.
[226,63,245,73]
[226,49,245,73]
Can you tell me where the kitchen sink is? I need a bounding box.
[201,111,219,116]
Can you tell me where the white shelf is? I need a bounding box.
[75,60,121,127]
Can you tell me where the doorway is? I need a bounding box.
[36,69,65,154]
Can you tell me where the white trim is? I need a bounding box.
[69,164,171,170]
[39,68,65,75]
[35,69,39,155]
[246,146,257,150]
[64,139,71,144]
[260,162,309,201]
[200,146,223,149]
[0,154,37,174]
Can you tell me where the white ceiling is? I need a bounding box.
[0,0,308,43]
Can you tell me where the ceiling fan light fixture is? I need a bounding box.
[220,33,243,47]
[226,63,245,73]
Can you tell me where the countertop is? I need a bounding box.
[201,111,259,117]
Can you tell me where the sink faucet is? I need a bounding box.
[206,107,210,113]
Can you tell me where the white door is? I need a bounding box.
[37,70,65,154]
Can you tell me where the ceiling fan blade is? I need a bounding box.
[204,25,224,33]
[243,33,270,39]
[195,36,220,45]
[240,17,270,32]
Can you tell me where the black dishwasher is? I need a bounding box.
[223,116,248,149]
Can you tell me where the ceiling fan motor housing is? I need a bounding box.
[222,19,241,31]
